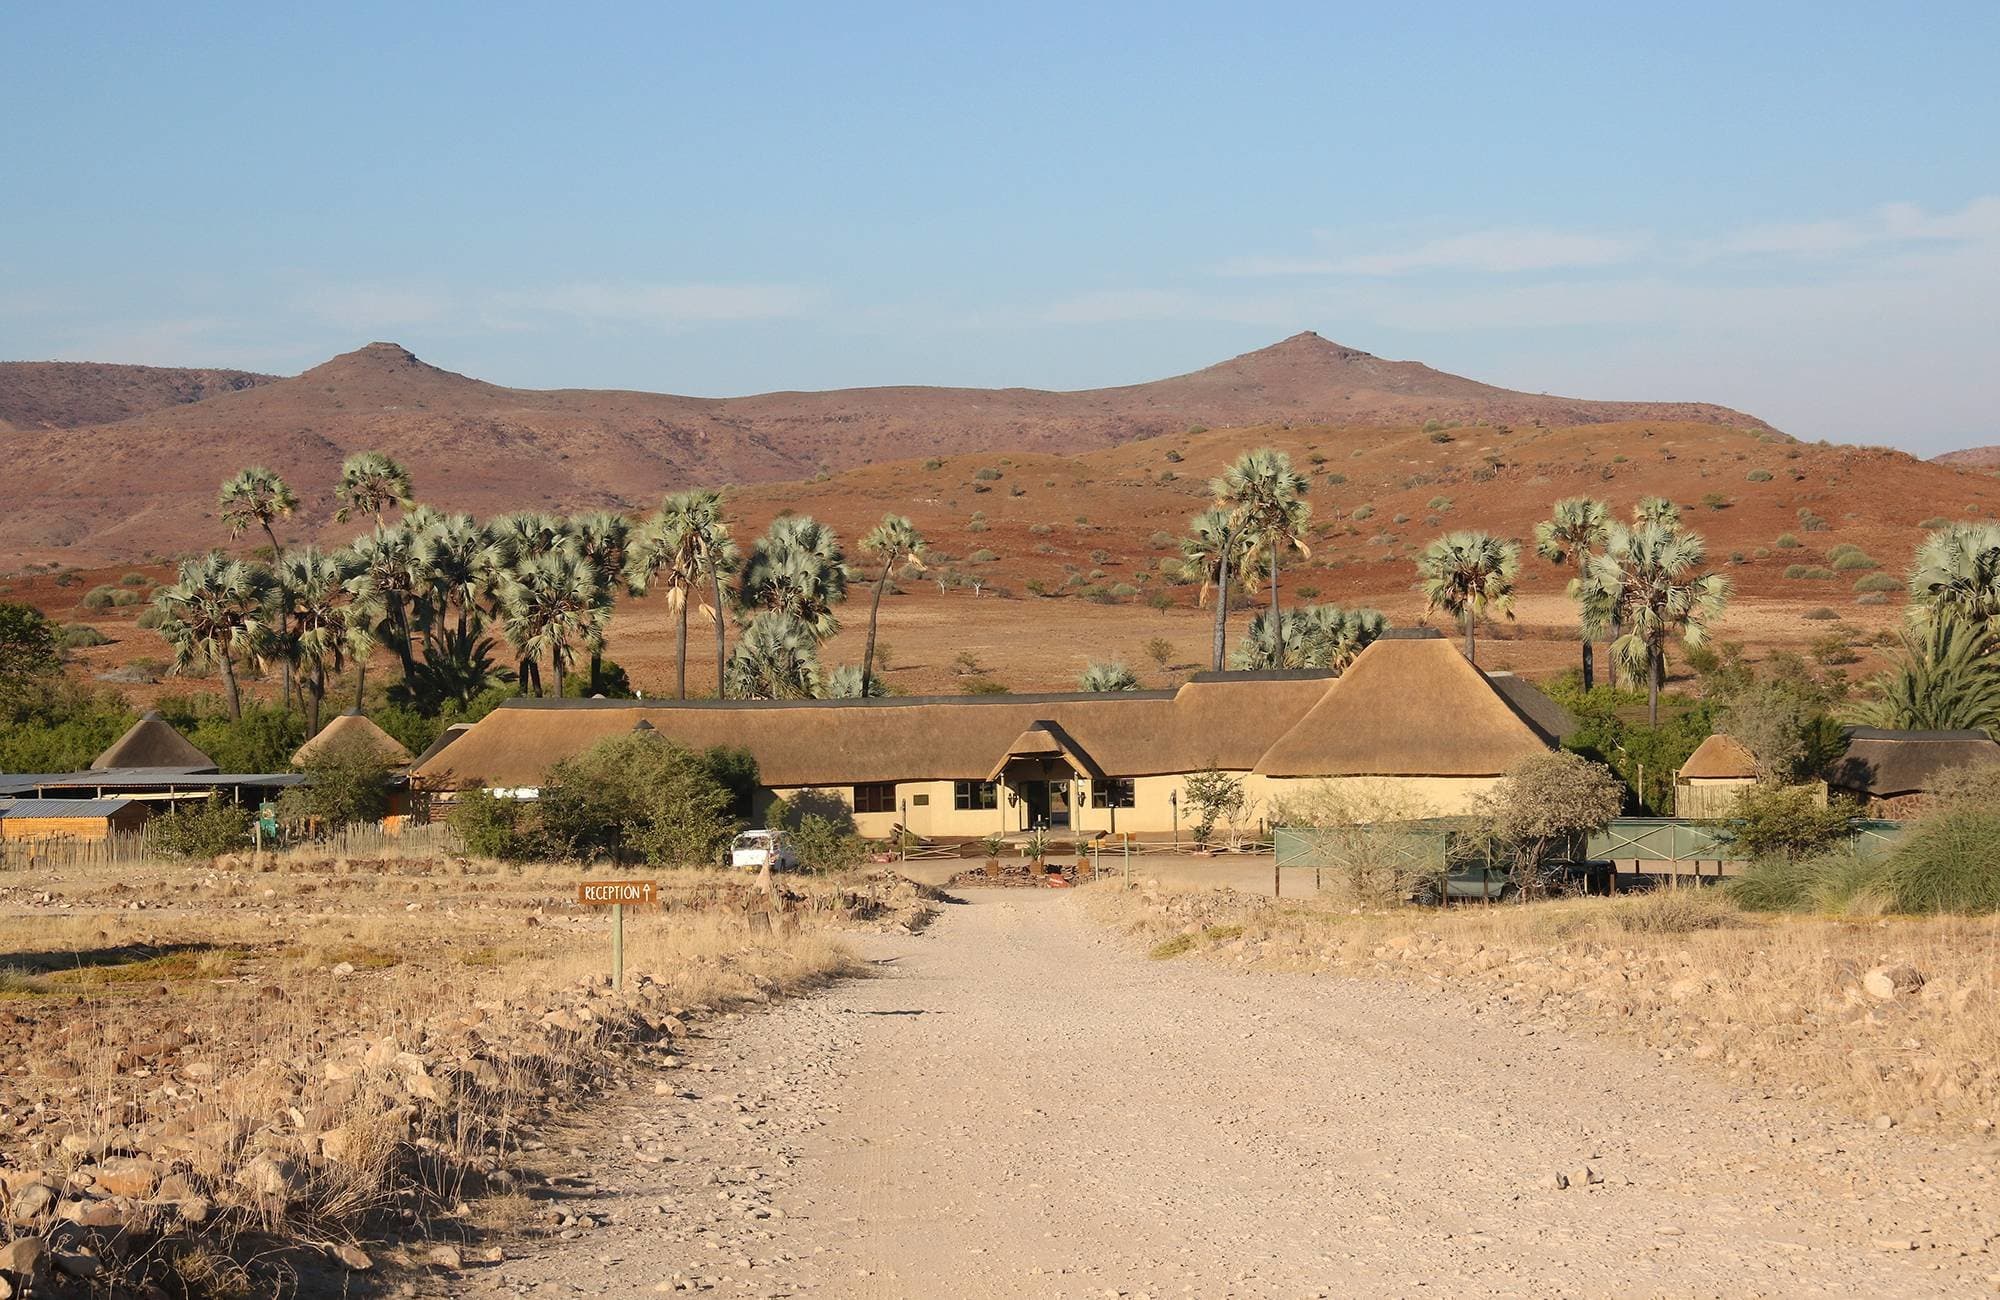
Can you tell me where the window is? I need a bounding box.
[852,783,896,814]
[1090,779,1136,809]
[953,780,998,811]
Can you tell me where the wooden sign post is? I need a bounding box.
[576,880,658,989]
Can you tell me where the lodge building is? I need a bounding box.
[412,631,1572,839]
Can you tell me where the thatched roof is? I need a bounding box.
[293,712,413,767]
[1253,636,1552,777]
[1484,672,1575,743]
[416,674,1338,790]
[1679,733,1759,781]
[90,711,215,772]
[409,723,473,771]
[416,637,1559,792]
[1824,727,2000,798]
[986,722,1104,781]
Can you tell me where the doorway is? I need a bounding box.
[1021,779,1071,830]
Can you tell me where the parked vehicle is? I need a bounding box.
[730,829,798,872]
[1410,864,1516,904]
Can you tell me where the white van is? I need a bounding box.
[730,829,798,872]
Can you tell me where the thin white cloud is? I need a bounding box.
[1221,228,1650,278]
[522,282,817,323]
[1693,197,2000,260]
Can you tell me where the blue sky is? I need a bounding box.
[3,2,1995,450]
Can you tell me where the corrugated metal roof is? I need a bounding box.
[0,798,136,819]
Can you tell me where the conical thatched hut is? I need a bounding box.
[1674,733,1761,818]
[91,711,216,772]
[292,711,414,768]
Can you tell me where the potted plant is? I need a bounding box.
[980,832,1005,879]
[1023,828,1051,873]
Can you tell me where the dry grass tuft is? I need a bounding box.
[1087,880,2000,1133]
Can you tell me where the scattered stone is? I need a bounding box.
[1863,965,1924,1001]
[332,1243,373,1271]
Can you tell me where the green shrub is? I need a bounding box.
[1745,469,1773,482]
[1700,492,1728,510]
[1427,496,1452,512]
[119,572,150,587]
[529,731,737,865]
[922,457,944,471]
[1350,504,1375,521]
[1853,572,1900,592]
[1879,806,2000,914]
[785,812,868,873]
[143,796,252,859]
[1796,508,1829,532]
[1800,607,1838,620]
[80,586,118,610]
[444,788,531,860]
[1725,786,1856,859]
[278,742,393,831]
[1029,523,1054,536]
[1774,533,1801,549]
[1919,516,1952,529]
[972,466,1002,481]
[59,624,112,649]
[967,548,998,564]
[1856,592,1892,606]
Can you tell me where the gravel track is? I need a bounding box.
[451,889,1997,1299]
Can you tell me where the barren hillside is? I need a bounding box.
[0,361,276,432]
[0,333,1770,563]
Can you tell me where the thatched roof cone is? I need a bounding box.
[1253,636,1552,777]
[91,710,216,772]
[293,710,414,768]
[1679,733,1760,781]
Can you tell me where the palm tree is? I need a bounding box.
[1179,507,1245,671]
[219,467,298,559]
[1079,660,1140,691]
[1634,496,1682,531]
[1235,604,1387,672]
[1586,522,1732,724]
[153,552,274,720]
[1534,497,1610,689]
[220,467,301,706]
[629,490,741,700]
[345,525,424,680]
[1908,522,2000,636]
[277,547,356,738]
[1214,450,1311,667]
[1416,531,1520,664]
[738,515,848,640]
[488,511,572,568]
[726,611,824,700]
[1856,615,2000,734]
[333,452,414,527]
[858,515,926,695]
[411,512,500,665]
[822,664,881,698]
[499,549,608,698]
[570,511,636,694]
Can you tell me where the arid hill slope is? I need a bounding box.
[0,361,276,433]
[1932,445,2000,470]
[0,333,1770,563]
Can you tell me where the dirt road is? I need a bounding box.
[459,890,1997,1298]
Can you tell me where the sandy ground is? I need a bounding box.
[429,889,1997,1299]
